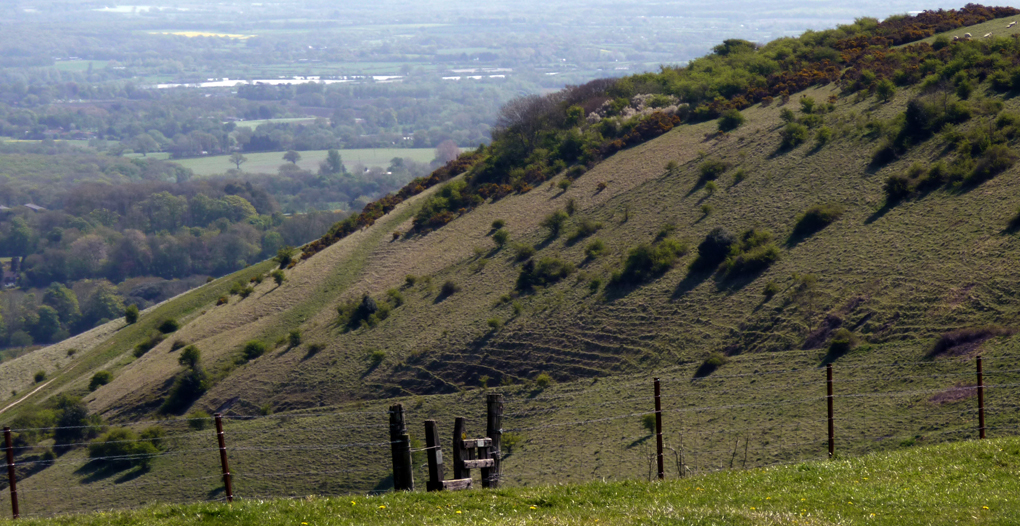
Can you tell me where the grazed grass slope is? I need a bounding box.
[7,13,1020,517]
[9,436,1020,525]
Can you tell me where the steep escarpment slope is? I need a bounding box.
[3,5,1020,425]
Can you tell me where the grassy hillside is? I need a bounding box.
[4,4,1020,517]
[9,436,1020,524]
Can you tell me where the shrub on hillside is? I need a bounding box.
[491,219,506,230]
[513,243,536,261]
[793,203,843,237]
[780,122,809,149]
[721,229,780,277]
[694,352,728,378]
[968,144,1017,184]
[338,294,390,330]
[611,238,688,286]
[691,227,735,270]
[89,371,112,392]
[717,108,746,132]
[541,210,569,237]
[884,174,912,202]
[242,340,267,361]
[288,330,302,348]
[827,328,858,358]
[157,319,180,334]
[88,427,164,469]
[440,280,460,298]
[493,228,510,247]
[271,269,286,286]
[124,304,139,324]
[585,239,607,259]
[517,258,576,290]
[698,159,728,182]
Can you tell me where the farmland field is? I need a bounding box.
[172,148,440,176]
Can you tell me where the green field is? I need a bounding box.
[8,436,1020,525]
[173,148,438,176]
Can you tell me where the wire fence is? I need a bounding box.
[0,354,1016,518]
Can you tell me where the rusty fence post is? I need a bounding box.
[827,364,834,459]
[3,427,18,519]
[424,420,444,491]
[654,378,664,480]
[389,404,414,491]
[485,394,503,488]
[977,355,986,439]
[214,414,234,503]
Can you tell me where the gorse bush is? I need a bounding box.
[611,238,688,286]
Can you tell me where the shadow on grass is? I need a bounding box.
[864,201,896,225]
[671,267,713,301]
[75,461,149,484]
[626,435,651,449]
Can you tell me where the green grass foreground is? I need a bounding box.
[13,437,1020,525]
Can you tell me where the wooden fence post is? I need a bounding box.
[484,394,503,488]
[452,417,471,480]
[424,420,444,491]
[3,427,18,519]
[654,377,664,480]
[389,404,414,491]
[826,364,834,459]
[977,355,986,439]
[214,414,234,503]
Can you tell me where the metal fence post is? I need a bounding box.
[214,414,234,503]
[977,356,986,439]
[827,364,834,459]
[3,427,18,519]
[654,378,664,480]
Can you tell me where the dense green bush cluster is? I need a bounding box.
[337,294,394,330]
[720,229,781,277]
[517,258,576,290]
[88,427,165,469]
[611,238,688,286]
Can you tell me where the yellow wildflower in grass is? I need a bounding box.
[351,501,356,505]
[983,506,990,510]
[456,511,462,514]
[379,505,386,509]
[530,506,537,510]
[750,507,756,511]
